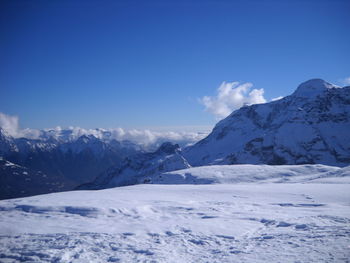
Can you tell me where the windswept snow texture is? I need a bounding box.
[0,166,350,262]
[151,164,350,185]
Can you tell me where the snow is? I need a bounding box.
[150,164,344,184]
[2,160,18,168]
[1,78,350,261]
[292,79,339,98]
[0,165,349,262]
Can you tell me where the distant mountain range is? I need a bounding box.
[0,130,141,199]
[1,79,350,198]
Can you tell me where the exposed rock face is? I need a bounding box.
[183,79,350,167]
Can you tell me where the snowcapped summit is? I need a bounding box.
[292,78,339,98]
[183,79,350,167]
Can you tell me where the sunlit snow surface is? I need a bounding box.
[0,165,349,262]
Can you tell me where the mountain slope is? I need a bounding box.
[78,142,190,190]
[0,157,65,199]
[184,79,350,167]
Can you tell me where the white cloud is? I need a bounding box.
[200,81,266,119]
[38,126,208,149]
[0,112,19,137]
[94,128,209,150]
[0,112,209,150]
[340,77,350,86]
[19,128,41,139]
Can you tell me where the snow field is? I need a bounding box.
[0,182,349,262]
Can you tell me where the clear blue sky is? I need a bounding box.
[1,0,349,130]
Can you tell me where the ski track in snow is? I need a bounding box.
[0,183,349,262]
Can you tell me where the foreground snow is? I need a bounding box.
[0,174,349,262]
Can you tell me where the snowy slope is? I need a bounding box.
[184,79,350,167]
[149,164,349,185]
[0,180,349,262]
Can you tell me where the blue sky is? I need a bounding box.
[1,0,349,130]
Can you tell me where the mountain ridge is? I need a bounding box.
[0,129,141,198]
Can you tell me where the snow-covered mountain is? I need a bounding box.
[0,129,142,199]
[81,79,350,190]
[78,142,190,190]
[0,129,17,155]
[184,79,350,167]
[80,79,350,189]
[2,78,350,197]
[13,126,207,152]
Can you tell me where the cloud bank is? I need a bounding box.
[0,112,209,150]
[341,77,350,86]
[200,81,266,119]
[107,128,208,149]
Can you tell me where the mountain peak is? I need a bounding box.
[292,78,339,98]
[184,78,350,167]
[77,134,98,143]
[156,142,180,154]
